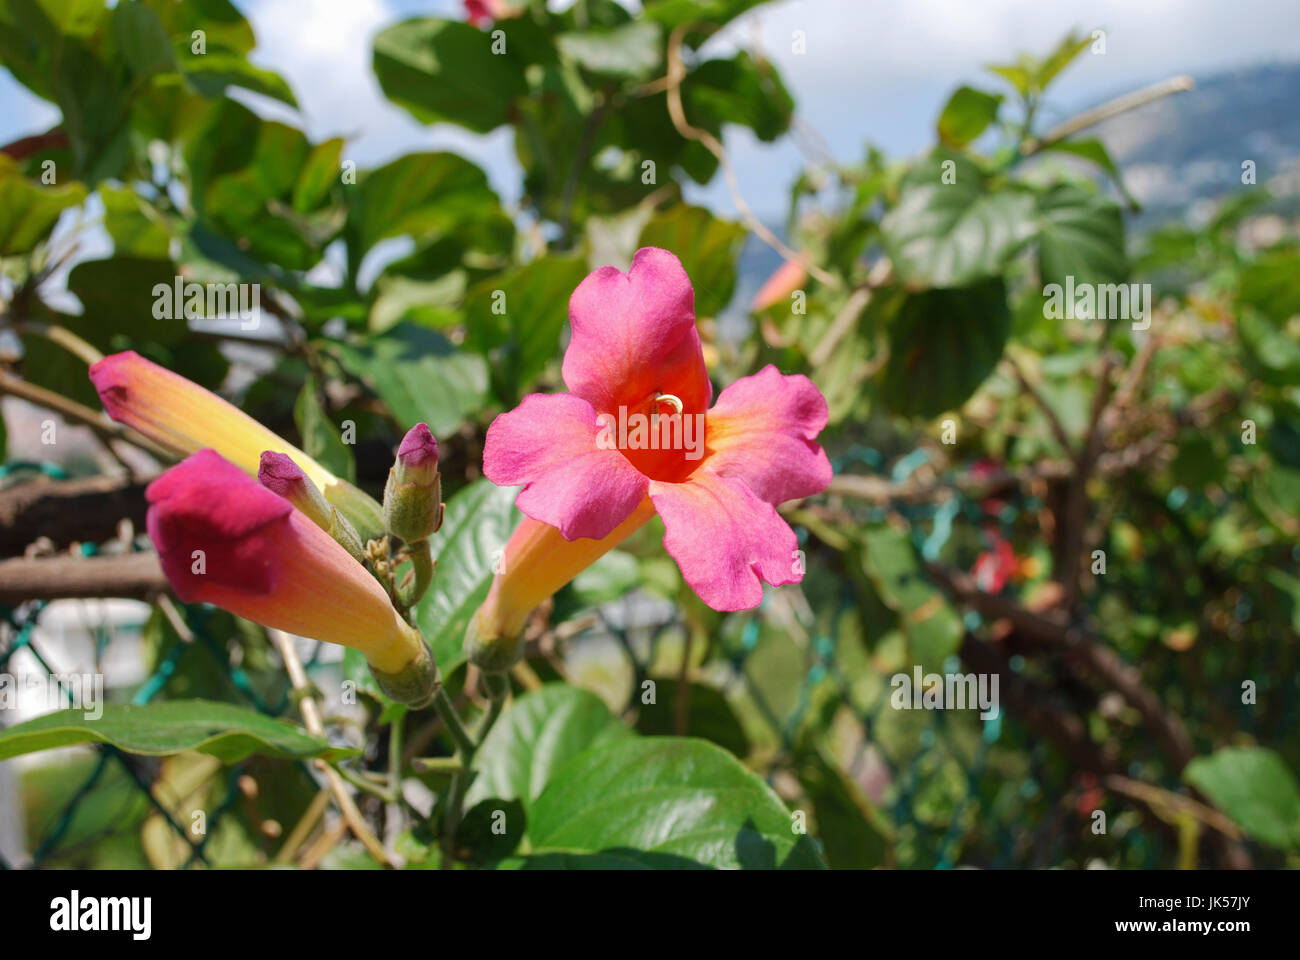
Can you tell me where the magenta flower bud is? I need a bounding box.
[259,450,365,561]
[146,450,431,695]
[259,451,330,527]
[384,423,443,543]
[395,423,439,486]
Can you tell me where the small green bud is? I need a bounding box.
[384,423,443,543]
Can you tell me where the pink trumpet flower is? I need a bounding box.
[469,247,832,663]
[146,450,427,681]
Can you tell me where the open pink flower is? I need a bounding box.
[147,449,424,676]
[472,247,831,652]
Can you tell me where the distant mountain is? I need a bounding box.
[1089,61,1300,225]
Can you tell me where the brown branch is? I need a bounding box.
[0,473,151,556]
[0,552,167,603]
[0,370,174,463]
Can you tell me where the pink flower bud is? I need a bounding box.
[147,450,424,676]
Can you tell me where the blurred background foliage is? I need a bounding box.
[0,0,1297,869]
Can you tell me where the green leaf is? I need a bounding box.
[0,701,354,763]
[1184,747,1300,850]
[1035,30,1092,91]
[0,155,86,256]
[795,748,892,869]
[634,678,750,757]
[642,0,766,32]
[413,479,520,674]
[1239,252,1300,322]
[556,21,662,79]
[498,850,708,869]
[860,522,963,668]
[454,797,526,864]
[528,737,826,868]
[684,52,794,143]
[186,99,319,270]
[936,86,1002,148]
[878,279,1011,418]
[331,322,490,435]
[464,254,590,404]
[346,152,509,260]
[1036,182,1128,289]
[467,684,632,814]
[293,375,356,483]
[183,53,298,106]
[638,205,746,316]
[1039,138,1138,209]
[112,0,176,79]
[373,18,527,133]
[100,185,171,258]
[881,151,1034,289]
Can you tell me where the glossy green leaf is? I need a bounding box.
[373,18,527,133]
[331,322,490,435]
[882,151,1034,288]
[414,479,520,673]
[467,684,632,813]
[0,701,354,763]
[1184,747,1300,850]
[528,737,826,868]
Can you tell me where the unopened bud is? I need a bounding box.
[384,423,443,543]
[260,451,331,529]
[260,451,365,562]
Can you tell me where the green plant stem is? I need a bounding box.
[335,763,394,802]
[396,540,435,610]
[431,680,509,866]
[431,687,476,758]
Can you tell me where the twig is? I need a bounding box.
[0,370,174,462]
[1006,354,1076,461]
[1020,75,1195,156]
[270,628,393,868]
[0,552,167,603]
[661,24,840,290]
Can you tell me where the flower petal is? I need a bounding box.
[563,247,711,417]
[649,470,801,611]
[484,392,649,540]
[704,365,832,505]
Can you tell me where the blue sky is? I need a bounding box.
[2,0,1298,221]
